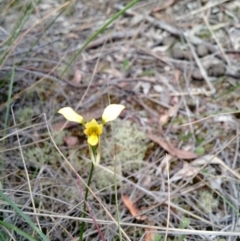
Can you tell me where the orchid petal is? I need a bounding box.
[87,134,99,146]
[58,107,83,124]
[102,104,125,123]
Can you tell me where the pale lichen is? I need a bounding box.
[199,191,218,213]
[102,119,147,169]
[93,119,148,189]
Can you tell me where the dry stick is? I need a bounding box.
[11,105,42,232]
[2,208,240,236]
[151,0,178,13]
[85,30,141,50]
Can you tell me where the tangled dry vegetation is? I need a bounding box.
[1,0,240,240]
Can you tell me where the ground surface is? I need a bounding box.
[1,0,240,240]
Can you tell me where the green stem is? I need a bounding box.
[79,160,95,241]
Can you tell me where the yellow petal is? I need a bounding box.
[58,107,83,124]
[102,104,125,123]
[87,134,99,146]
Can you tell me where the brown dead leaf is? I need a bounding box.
[147,134,197,159]
[122,195,146,221]
[208,177,223,192]
[159,104,179,126]
[145,223,156,241]
[192,155,240,181]
[52,121,77,131]
[174,69,181,84]
[159,114,169,126]
[67,33,79,39]
[168,103,179,117]
[73,69,82,84]
[152,0,178,12]
[103,68,124,78]
[63,136,79,147]
[157,154,173,176]
[170,161,200,182]
[123,197,158,241]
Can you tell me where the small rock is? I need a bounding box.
[208,64,226,77]
[172,47,185,59]
[184,51,193,60]
[192,69,203,80]
[187,2,198,10]
[162,36,176,48]
[172,47,192,60]
[197,45,209,57]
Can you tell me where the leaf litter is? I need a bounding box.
[1,0,240,240]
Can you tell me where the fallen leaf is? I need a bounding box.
[191,155,223,166]
[73,69,82,84]
[168,104,179,117]
[192,155,240,180]
[147,134,197,159]
[159,114,169,126]
[63,136,79,147]
[122,195,146,221]
[159,104,179,126]
[140,175,152,189]
[153,84,163,93]
[67,33,79,39]
[104,68,123,78]
[157,154,173,177]
[152,0,177,12]
[123,197,158,241]
[170,161,200,182]
[141,82,151,95]
[145,223,157,241]
[208,177,223,192]
[52,121,76,131]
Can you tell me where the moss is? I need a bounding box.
[15,106,37,123]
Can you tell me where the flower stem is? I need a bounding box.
[79,161,95,241]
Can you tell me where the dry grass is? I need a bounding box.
[1,0,240,240]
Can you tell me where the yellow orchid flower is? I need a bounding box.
[58,104,125,165]
[84,119,103,146]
